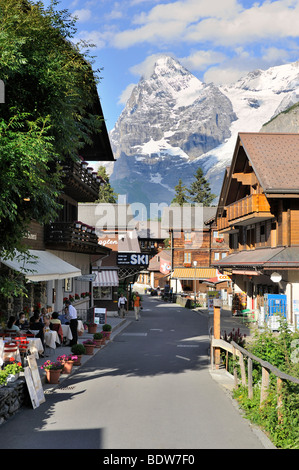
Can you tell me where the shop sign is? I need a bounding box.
[117,253,149,266]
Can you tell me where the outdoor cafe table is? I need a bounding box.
[61,324,72,341]
[61,320,84,341]
[29,329,60,349]
[26,337,43,358]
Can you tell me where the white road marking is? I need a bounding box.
[176,355,191,361]
[121,333,148,336]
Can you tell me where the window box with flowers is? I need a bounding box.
[215,238,224,243]
[2,357,23,385]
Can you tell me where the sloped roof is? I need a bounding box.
[148,249,171,271]
[161,205,217,230]
[136,221,169,239]
[239,133,299,193]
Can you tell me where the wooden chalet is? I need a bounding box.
[214,132,299,328]
[161,205,230,299]
[0,86,115,319]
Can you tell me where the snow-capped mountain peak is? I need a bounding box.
[108,57,299,213]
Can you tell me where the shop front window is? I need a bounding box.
[93,286,112,300]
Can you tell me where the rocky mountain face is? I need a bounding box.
[108,56,299,215]
[261,102,299,133]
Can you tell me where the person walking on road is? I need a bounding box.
[118,293,127,318]
[133,292,141,321]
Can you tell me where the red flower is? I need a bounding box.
[9,357,15,362]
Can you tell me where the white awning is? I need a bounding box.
[0,250,81,282]
[93,270,119,287]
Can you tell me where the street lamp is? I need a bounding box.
[193,260,197,307]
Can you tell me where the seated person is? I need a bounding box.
[43,315,53,330]
[6,315,20,332]
[30,308,43,325]
[58,310,67,324]
[50,312,63,342]
[29,311,45,349]
[15,312,29,330]
[50,311,62,325]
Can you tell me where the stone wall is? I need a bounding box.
[0,377,30,425]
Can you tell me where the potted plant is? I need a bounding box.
[93,332,105,348]
[70,343,86,365]
[86,322,97,334]
[102,323,112,340]
[40,360,64,384]
[83,339,96,355]
[57,354,77,374]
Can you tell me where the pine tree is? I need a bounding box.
[96,166,118,203]
[171,179,189,206]
[187,167,216,206]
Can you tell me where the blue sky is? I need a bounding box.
[42,0,299,131]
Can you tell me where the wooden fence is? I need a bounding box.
[211,336,299,421]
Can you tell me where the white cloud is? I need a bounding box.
[261,47,290,63]
[111,0,299,49]
[118,83,137,105]
[72,8,92,23]
[129,53,175,78]
[76,30,113,49]
[204,66,247,85]
[185,1,299,46]
[179,50,226,71]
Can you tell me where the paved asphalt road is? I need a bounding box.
[0,296,269,450]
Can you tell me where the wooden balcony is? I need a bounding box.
[62,160,101,202]
[45,222,107,254]
[226,193,274,226]
[217,214,229,232]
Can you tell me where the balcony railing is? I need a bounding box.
[217,214,229,232]
[227,193,272,224]
[62,160,101,202]
[45,221,102,253]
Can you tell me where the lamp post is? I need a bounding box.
[193,260,197,307]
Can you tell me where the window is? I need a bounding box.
[93,286,112,300]
[184,231,192,242]
[214,252,220,260]
[213,231,218,238]
[221,252,227,259]
[184,252,191,264]
[64,278,73,292]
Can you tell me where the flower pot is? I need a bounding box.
[62,360,74,374]
[46,369,61,384]
[102,331,111,340]
[94,339,105,348]
[73,355,82,366]
[84,344,95,355]
[88,325,97,334]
